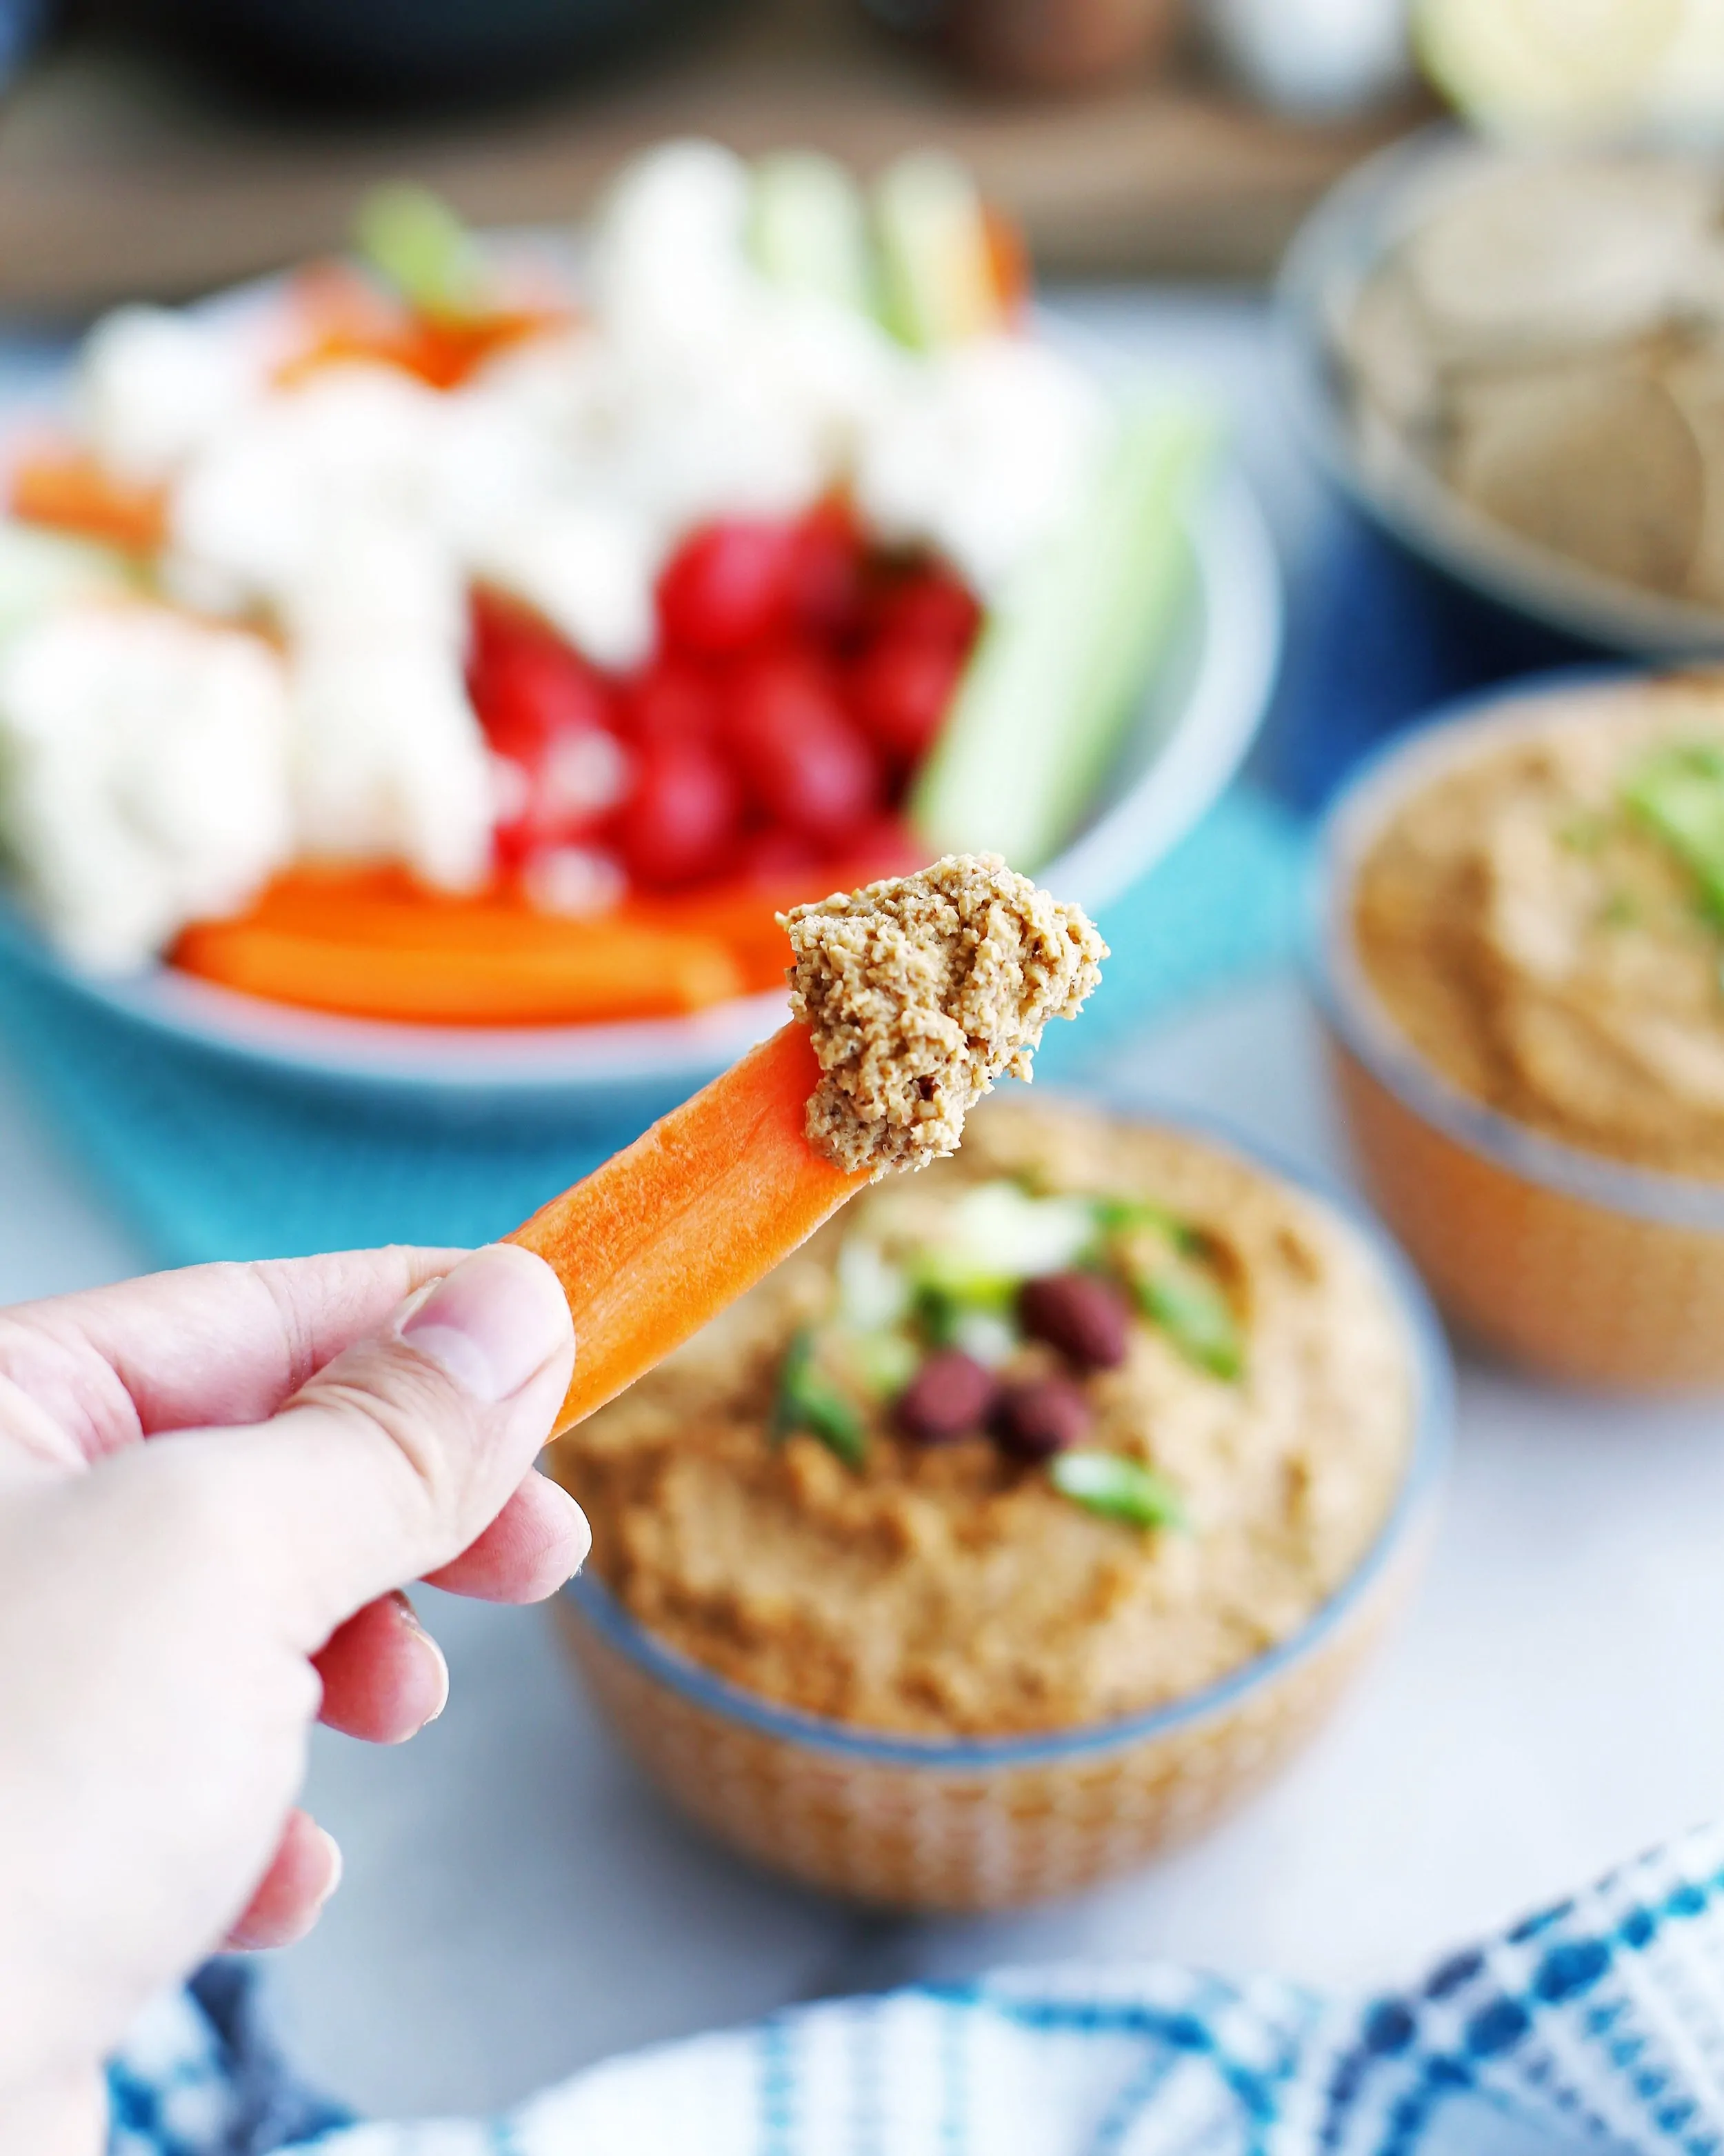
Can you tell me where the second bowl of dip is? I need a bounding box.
[1319,667,1724,1389]
[548,1094,1448,1911]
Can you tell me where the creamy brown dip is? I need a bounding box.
[1353,675,1724,1179]
[781,853,1106,1177]
[552,1098,1412,1739]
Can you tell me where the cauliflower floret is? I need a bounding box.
[164,363,450,616]
[855,335,1112,597]
[279,511,468,657]
[470,500,661,672]
[0,602,292,971]
[76,306,263,488]
[290,636,493,893]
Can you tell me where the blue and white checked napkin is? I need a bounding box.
[110,1820,1724,2156]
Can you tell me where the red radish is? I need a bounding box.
[872,569,982,653]
[657,521,796,657]
[788,500,868,643]
[735,826,824,883]
[613,737,742,889]
[839,815,928,878]
[468,595,614,754]
[849,635,965,768]
[723,650,882,842]
[623,657,721,748]
[468,596,625,863]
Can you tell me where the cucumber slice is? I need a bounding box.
[750,152,875,316]
[908,396,1215,870]
[0,523,134,648]
[873,152,1000,350]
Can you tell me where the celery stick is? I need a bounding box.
[909,397,1215,871]
[750,152,874,316]
[355,183,484,322]
[873,152,999,350]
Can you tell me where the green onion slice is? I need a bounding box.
[1622,742,1724,927]
[1137,1266,1243,1381]
[773,1330,867,1470]
[1050,1449,1186,1530]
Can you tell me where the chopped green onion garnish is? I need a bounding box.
[774,1330,866,1470]
[1622,743,1724,928]
[1090,1193,1201,1253]
[844,1327,920,1401]
[1050,1450,1186,1530]
[355,182,485,323]
[1137,1266,1243,1381]
[1558,811,1608,855]
[1598,890,1641,929]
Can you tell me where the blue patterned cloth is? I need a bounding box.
[109,1822,1724,2155]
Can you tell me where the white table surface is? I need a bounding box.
[2,294,1723,2126]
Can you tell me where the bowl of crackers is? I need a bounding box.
[1279,126,1724,657]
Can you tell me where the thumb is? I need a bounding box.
[200,1242,577,1646]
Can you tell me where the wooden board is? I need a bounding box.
[0,2,1421,312]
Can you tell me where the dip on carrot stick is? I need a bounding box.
[510,853,1105,1433]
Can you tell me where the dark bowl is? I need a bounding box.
[132,0,726,105]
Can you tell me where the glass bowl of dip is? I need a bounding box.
[1317,668,1724,1390]
[548,1095,1451,1912]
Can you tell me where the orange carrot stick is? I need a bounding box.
[171,912,743,1025]
[510,1021,868,1433]
[10,446,167,553]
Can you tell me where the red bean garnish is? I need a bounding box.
[896,1350,997,1444]
[1018,1271,1130,1370]
[990,1376,1093,1461]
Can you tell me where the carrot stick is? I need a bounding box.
[170,912,743,1025]
[510,1021,869,1432]
[625,838,931,992]
[10,446,167,553]
[274,268,574,392]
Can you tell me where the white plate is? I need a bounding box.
[0,281,1282,1101]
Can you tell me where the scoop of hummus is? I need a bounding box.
[781,852,1106,1177]
[1353,672,1724,1179]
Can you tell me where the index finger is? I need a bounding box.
[0,1247,464,1461]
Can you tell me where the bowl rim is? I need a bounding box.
[1274,121,1724,661]
[559,1091,1454,1772]
[0,281,1281,1097]
[1311,663,1724,1235]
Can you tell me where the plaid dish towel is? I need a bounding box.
[110,1820,1724,2156]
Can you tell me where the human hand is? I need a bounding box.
[0,1241,583,2156]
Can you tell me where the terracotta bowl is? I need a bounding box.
[552,1118,1450,1913]
[1316,675,1724,1391]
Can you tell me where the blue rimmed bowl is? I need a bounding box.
[550,1107,1452,1912]
[1316,670,1724,1390]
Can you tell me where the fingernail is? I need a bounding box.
[314,1826,343,1907]
[397,1245,572,1405]
[388,1590,450,1727]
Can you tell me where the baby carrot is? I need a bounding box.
[171,910,743,1025]
[510,1022,869,1433]
[10,445,167,554]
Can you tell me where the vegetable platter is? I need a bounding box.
[0,143,1279,1107]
